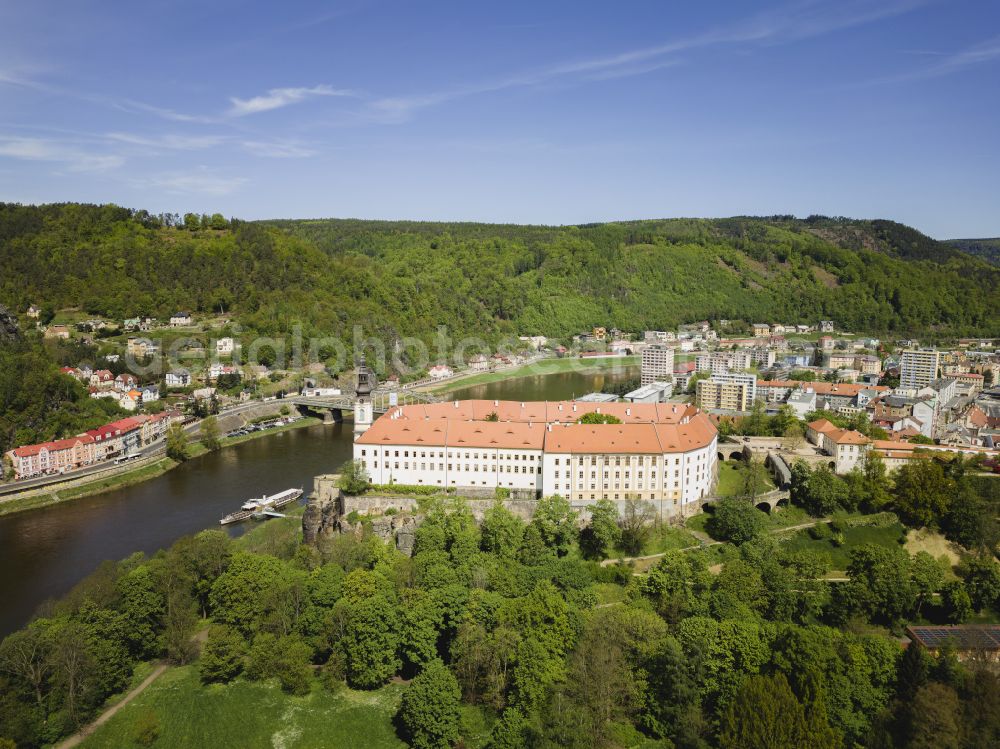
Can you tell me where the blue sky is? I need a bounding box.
[1,0,998,238]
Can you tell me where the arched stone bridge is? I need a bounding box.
[717,441,751,462]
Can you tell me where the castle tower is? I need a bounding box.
[353,356,376,440]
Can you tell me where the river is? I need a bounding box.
[0,366,637,637]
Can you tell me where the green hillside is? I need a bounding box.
[1,204,997,346]
[946,237,1000,266]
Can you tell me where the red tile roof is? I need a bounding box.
[357,400,716,454]
[11,435,94,458]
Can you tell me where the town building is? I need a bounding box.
[953,372,984,394]
[696,374,756,413]
[806,419,870,473]
[906,626,1000,663]
[165,369,192,388]
[119,390,142,411]
[819,320,835,333]
[641,344,675,386]
[828,352,856,370]
[216,337,235,355]
[752,323,770,337]
[469,354,489,371]
[44,325,70,340]
[90,370,115,390]
[900,349,941,390]
[428,364,454,380]
[756,380,890,410]
[354,400,718,516]
[786,388,817,419]
[115,373,138,392]
[643,330,676,342]
[170,312,193,327]
[623,381,673,404]
[5,412,178,479]
[695,350,751,377]
[750,347,776,369]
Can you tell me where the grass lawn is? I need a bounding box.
[590,582,629,605]
[715,460,777,497]
[760,505,812,532]
[429,356,639,394]
[780,520,907,570]
[81,666,408,749]
[621,524,700,557]
[904,527,965,567]
[686,513,710,534]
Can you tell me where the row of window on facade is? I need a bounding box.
[359,449,707,467]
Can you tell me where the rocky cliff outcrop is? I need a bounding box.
[302,474,343,546]
[0,305,21,344]
[302,474,422,555]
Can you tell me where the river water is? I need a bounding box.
[0,366,636,636]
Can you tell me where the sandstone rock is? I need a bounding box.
[0,305,21,343]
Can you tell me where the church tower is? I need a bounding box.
[353,356,376,440]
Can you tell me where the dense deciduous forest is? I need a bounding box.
[1,203,998,346]
[946,237,1000,267]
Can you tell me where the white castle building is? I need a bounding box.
[353,398,718,517]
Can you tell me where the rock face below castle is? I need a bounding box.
[302,474,420,555]
[301,474,343,547]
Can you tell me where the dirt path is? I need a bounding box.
[56,628,209,749]
[599,518,827,568]
[56,664,169,749]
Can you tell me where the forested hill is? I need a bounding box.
[1,203,998,343]
[946,238,1000,267]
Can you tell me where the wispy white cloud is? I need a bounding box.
[107,131,317,158]
[105,132,226,150]
[0,135,123,171]
[239,140,317,158]
[140,169,248,195]
[113,99,221,125]
[365,0,933,122]
[227,85,354,117]
[866,33,1000,84]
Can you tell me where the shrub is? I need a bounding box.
[706,497,764,545]
[199,625,247,684]
[336,459,370,495]
[132,709,161,747]
[809,523,833,541]
[397,659,461,749]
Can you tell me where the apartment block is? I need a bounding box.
[695,373,756,412]
[900,349,941,390]
[641,344,675,386]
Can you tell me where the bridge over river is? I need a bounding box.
[290,389,443,422]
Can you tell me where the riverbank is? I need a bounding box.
[426,355,640,394]
[0,416,323,517]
